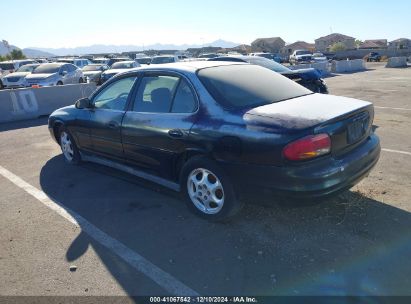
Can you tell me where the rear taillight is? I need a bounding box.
[283,133,331,161]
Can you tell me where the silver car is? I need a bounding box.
[2,63,40,89]
[25,63,84,87]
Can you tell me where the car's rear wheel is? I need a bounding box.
[59,126,81,165]
[0,80,4,90]
[57,81,63,85]
[79,78,84,83]
[181,157,243,221]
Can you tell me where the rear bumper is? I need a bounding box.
[219,134,380,198]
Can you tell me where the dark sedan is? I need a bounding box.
[209,55,328,93]
[48,62,380,221]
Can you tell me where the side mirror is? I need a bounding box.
[75,97,92,109]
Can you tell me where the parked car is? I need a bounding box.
[209,55,328,93]
[365,52,382,62]
[249,52,282,63]
[0,59,38,76]
[26,63,84,87]
[82,64,109,85]
[198,53,220,59]
[92,57,110,65]
[48,61,380,220]
[57,58,91,69]
[106,57,131,67]
[289,50,313,65]
[135,57,152,65]
[100,61,140,83]
[312,52,328,63]
[151,55,179,64]
[1,63,40,89]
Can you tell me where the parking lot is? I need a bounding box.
[0,62,410,298]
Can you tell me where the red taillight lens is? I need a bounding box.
[283,133,331,161]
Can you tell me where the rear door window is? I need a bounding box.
[133,75,180,113]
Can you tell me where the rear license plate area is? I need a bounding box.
[347,114,369,144]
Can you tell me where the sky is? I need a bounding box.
[2,0,411,49]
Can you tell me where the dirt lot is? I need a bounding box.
[0,63,410,298]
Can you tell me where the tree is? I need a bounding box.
[355,39,363,49]
[5,49,26,60]
[0,55,5,62]
[329,42,347,52]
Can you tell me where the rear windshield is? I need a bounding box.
[32,64,61,74]
[247,57,290,73]
[198,65,311,109]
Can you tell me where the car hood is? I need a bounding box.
[26,73,57,79]
[4,72,30,78]
[243,93,371,131]
[282,68,321,80]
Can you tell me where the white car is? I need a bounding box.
[26,62,84,87]
[0,59,38,88]
[100,61,140,83]
[289,50,313,65]
[57,58,91,69]
[312,52,328,63]
[1,63,40,89]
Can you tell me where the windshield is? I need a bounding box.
[0,63,15,70]
[151,57,175,64]
[198,65,311,109]
[83,64,103,71]
[32,64,61,74]
[17,65,39,72]
[296,51,312,55]
[247,57,290,73]
[111,62,134,69]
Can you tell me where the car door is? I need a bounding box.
[88,75,137,161]
[68,64,79,83]
[122,72,198,179]
[60,65,70,84]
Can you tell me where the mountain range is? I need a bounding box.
[26,39,240,56]
[0,41,55,58]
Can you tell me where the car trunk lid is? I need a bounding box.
[244,93,374,155]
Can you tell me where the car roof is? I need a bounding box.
[120,61,246,76]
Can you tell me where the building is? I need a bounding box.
[280,41,315,56]
[388,38,411,49]
[359,39,387,49]
[251,37,285,53]
[315,33,356,52]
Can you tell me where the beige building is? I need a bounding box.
[359,39,387,49]
[315,33,356,52]
[280,41,315,56]
[388,38,411,49]
[251,37,285,53]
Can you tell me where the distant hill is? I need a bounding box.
[1,41,55,58]
[27,39,240,56]
[22,48,55,58]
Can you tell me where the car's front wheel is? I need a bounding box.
[59,126,81,165]
[181,157,243,221]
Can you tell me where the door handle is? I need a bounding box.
[108,121,119,129]
[168,129,184,138]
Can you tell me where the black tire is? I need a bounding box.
[57,81,63,85]
[58,126,81,165]
[79,78,84,83]
[0,80,4,90]
[180,156,243,221]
